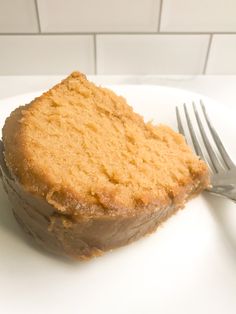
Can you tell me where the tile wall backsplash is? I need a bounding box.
[206,35,236,74]
[160,0,236,32]
[97,35,209,74]
[37,0,160,33]
[0,0,236,74]
[0,35,94,74]
[0,0,38,33]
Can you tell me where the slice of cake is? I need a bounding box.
[0,72,210,259]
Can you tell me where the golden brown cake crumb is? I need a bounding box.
[0,72,210,259]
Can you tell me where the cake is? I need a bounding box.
[0,72,210,259]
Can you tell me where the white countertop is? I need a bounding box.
[0,75,236,111]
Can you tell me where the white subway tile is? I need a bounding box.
[206,35,236,74]
[161,0,236,32]
[37,0,160,33]
[0,35,94,74]
[97,35,209,74]
[0,0,38,33]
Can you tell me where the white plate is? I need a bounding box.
[0,86,236,314]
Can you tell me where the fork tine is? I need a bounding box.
[200,100,235,170]
[193,102,224,173]
[183,104,204,159]
[176,106,186,137]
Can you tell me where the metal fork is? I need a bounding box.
[176,101,236,203]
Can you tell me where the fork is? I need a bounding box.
[176,101,236,204]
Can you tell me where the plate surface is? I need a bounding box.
[0,85,236,314]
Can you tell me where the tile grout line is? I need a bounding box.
[0,32,236,36]
[34,0,41,33]
[93,34,97,74]
[157,0,163,32]
[203,34,213,74]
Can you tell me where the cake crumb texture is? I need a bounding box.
[2,72,209,216]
